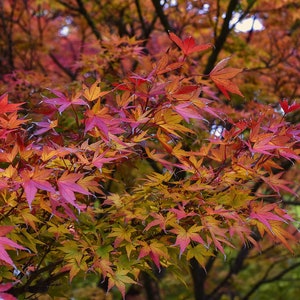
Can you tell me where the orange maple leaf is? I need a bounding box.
[209,57,244,100]
[0,94,24,114]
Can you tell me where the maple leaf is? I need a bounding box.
[138,241,169,271]
[92,150,118,169]
[173,103,203,122]
[0,111,27,130]
[246,127,281,155]
[0,226,26,267]
[44,90,87,113]
[261,172,296,195]
[249,202,287,232]
[144,212,175,233]
[209,57,244,100]
[169,205,197,220]
[202,216,233,255]
[277,147,300,161]
[0,143,19,163]
[20,168,56,207]
[186,245,214,270]
[93,258,114,278]
[108,226,136,248]
[34,119,58,135]
[82,80,111,101]
[155,54,184,75]
[50,194,78,219]
[280,99,300,114]
[107,269,137,299]
[169,32,212,56]
[268,220,296,252]
[170,224,205,256]
[57,172,90,208]
[0,94,24,114]
[84,101,124,140]
[0,283,17,300]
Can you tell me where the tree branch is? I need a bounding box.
[49,51,77,80]
[135,0,148,39]
[203,0,239,74]
[75,0,102,40]
[242,261,300,300]
[151,0,172,34]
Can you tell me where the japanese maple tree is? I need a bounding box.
[0,1,299,299]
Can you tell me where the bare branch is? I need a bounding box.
[242,261,300,300]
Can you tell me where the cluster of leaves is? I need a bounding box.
[0,32,299,299]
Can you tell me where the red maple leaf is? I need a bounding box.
[169,32,211,56]
[0,226,26,267]
[280,99,300,114]
[209,57,244,100]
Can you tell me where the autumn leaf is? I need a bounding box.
[173,103,203,122]
[108,226,136,248]
[169,32,212,56]
[169,205,197,220]
[34,119,58,135]
[0,94,24,114]
[144,212,175,233]
[0,226,26,267]
[44,90,87,113]
[156,54,184,75]
[93,258,114,278]
[0,283,17,300]
[0,143,19,163]
[268,220,296,252]
[261,172,296,195]
[83,80,111,101]
[170,224,205,256]
[92,150,119,169]
[20,168,56,207]
[250,202,287,232]
[209,57,244,99]
[186,245,214,270]
[57,172,90,208]
[280,99,300,114]
[107,269,137,299]
[0,111,27,130]
[138,241,169,271]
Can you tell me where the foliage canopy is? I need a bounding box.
[0,1,299,299]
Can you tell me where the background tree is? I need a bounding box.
[0,1,299,299]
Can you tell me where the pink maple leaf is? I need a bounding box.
[44,90,87,113]
[57,172,90,209]
[171,225,205,256]
[250,203,286,231]
[0,283,17,300]
[20,169,56,208]
[34,119,58,135]
[169,205,197,220]
[92,151,118,169]
[0,226,26,267]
